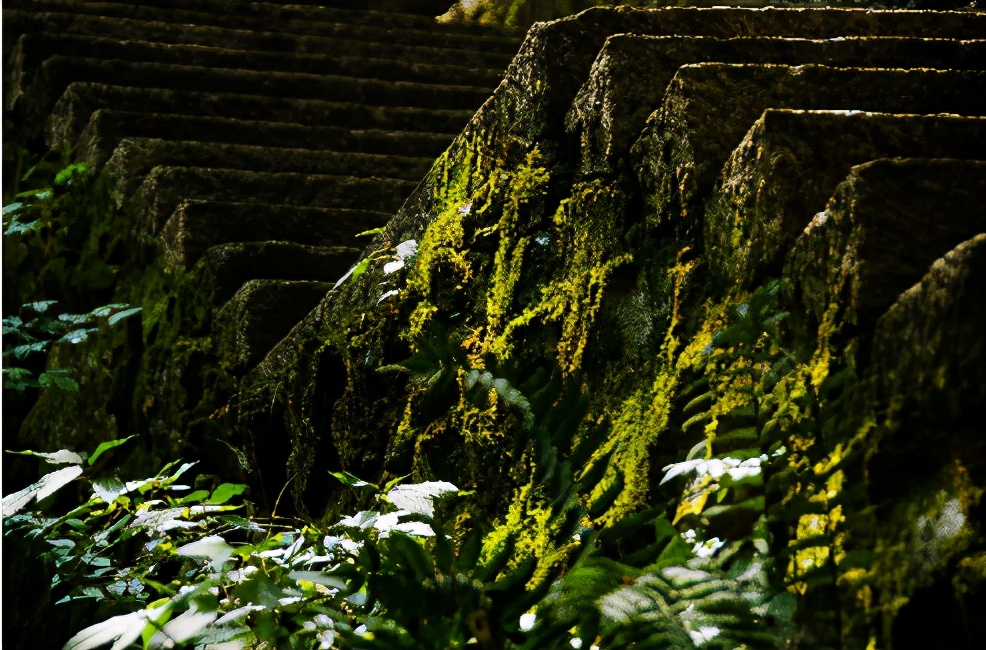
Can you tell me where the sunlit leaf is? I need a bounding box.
[177,535,235,573]
[6,448,84,465]
[2,465,84,516]
[63,603,169,650]
[288,571,347,590]
[386,481,458,517]
[107,307,141,326]
[58,327,97,344]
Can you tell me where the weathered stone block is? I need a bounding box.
[215,279,335,370]
[706,110,986,288]
[871,233,986,424]
[632,64,986,232]
[785,157,986,339]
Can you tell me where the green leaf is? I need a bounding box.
[38,371,79,392]
[2,202,24,215]
[4,217,41,235]
[107,307,142,326]
[6,448,84,465]
[92,477,127,503]
[177,490,211,505]
[329,471,376,489]
[288,571,347,591]
[350,258,371,282]
[2,465,84,517]
[25,300,58,314]
[6,340,50,359]
[88,436,137,466]
[58,327,97,344]
[355,226,386,238]
[54,162,88,185]
[206,483,247,505]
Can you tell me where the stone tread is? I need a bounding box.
[21,55,494,124]
[130,166,417,234]
[787,157,986,334]
[80,0,516,34]
[704,110,986,287]
[73,110,453,169]
[632,64,986,228]
[11,33,509,90]
[104,138,434,201]
[47,83,474,152]
[568,34,986,175]
[198,241,364,305]
[2,6,522,54]
[160,200,377,270]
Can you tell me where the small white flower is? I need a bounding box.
[519,613,536,632]
[383,260,405,275]
[377,289,400,303]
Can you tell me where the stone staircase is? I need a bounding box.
[218,8,984,645]
[3,0,523,460]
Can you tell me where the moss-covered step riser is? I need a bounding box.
[103,138,434,201]
[215,278,339,371]
[129,167,416,235]
[2,7,523,56]
[632,64,986,232]
[73,111,453,171]
[706,111,986,289]
[159,201,380,271]
[786,157,986,338]
[11,33,510,93]
[47,84,474,154]
[568,34,986,176]
[19,56,494,128]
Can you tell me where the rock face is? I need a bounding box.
[4,2,986,648]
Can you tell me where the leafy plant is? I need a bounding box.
[2,298,141,391]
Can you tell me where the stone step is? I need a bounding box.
[197,240,359,304]
[130,166,416,234]
[704,110,986,289]
[215,277,336,370]
[19,55,494,128]
[568,34,986,176]
[786,157,986,338]
[104,138,433,202]
[160,200,380,270]
[84,0,515,34]
[11,33,508,92]
[3,6,521,54]
[47,83,472,153]
[631,64,986,232]
[73,110,452,170]
[871,233,986,424]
